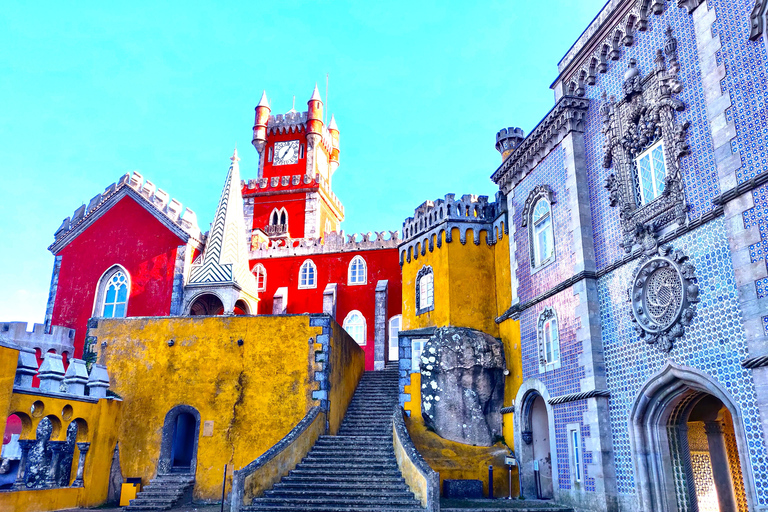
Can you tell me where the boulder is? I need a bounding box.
[420,327,505,446]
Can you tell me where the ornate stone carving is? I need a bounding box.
[601,29,691,254]
[521,186,556,227]
[522,430,533,445]
[629,244,699,352]
[751,1,767,40]
[537,307,557,365]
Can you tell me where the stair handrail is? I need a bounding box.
[230,406,325,512]
[392,406,440,512]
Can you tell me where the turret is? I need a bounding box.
[495,127,525,161]
[306,84,324,147]
[328,114,340,174]
[252,91,271,154]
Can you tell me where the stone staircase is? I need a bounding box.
[126,472,195,511]
[244,363,423,511]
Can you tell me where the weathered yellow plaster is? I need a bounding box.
[91,314,364,502]
[243,410,326,502]
[403,372,421,419]
[404,414,519,499]
[0,344,19,440]
[0,391,122,512]
[393,421,429,507]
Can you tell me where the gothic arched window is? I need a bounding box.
[531,198,554,268]
[348,256,367,285]
[253,264,267,292]
[95,266,130,318]
[299,260,317,289]
[537,307,560,368]
[343,310,366,346]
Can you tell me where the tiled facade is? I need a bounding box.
[492,1,768,510]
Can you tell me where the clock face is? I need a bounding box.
[273,140,300,166]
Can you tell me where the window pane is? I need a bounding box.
[114,304,127,318]
[638,154,654,203]
[652,145,666,196]
[103,305,114,318]
[552,321,560,362]
[532,199,550,224]
[116,284,128,303]
[105,287,116,304]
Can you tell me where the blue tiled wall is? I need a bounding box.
[598,218,766,504]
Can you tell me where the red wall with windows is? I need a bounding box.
[251,248,402,370]
[262,128,308,178]
[249,191,309,239]
[51,196,186,358]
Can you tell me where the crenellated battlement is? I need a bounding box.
[242,172,345,216]
[0,322,75,356]
[250,230,399,259]
[268,111,308,134]
[49,171,203,254]
[402,193,498,241]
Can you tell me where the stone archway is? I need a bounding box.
[629,362,756,512]
[187,294,224,316]
[514,380,558,500]
[158,406,200,475]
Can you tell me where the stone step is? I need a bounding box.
[289,467,405,478]
[250,496,421,507]
[274,477,407,488]
[264,488,416,499]
[243,505,422,512]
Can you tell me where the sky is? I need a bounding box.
[0,0,607,326]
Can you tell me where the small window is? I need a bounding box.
[531,198,554,268]
[570,427,582,483]
[416,267,434,315]
[389,315,402,361]
[253,264,267,292]
[96,267,130,318]
[348,256,367,285]
[268,146,273,162]
[538,307,560,366]
[411,339,427,373]
[343,310,366,346]
[299,260,317,289]
[635,140,667,205]
[299,144,305,159]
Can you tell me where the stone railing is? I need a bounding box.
[392,407,440,512]
[243,173,344,216]
[14,348,110,398]
[230,407,326,512]
[263,224,288,237]
[0,323,75,359]
[250,230,400,258]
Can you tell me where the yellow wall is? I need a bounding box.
[326,322,365,434]
[402,232,451,331]
[0,344,19,439]
[393,420,430,507]
[92,315,320,501]
[404,414,518,499]
[0,391,122,512]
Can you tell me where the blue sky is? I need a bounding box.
[0,0,606,325]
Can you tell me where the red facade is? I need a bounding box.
[51,196,186,357]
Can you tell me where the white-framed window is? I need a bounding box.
[348,256,367,285]
[95,266,130,318]
[298,259,317,289]
[268,146,273,162]
[388,315,402,361]
[569,425,583,484]
[635,140,667,205]
[538,307,560,367]
[253,264,267,292]
[270,208,287,226]
[416,266,434,314]
[411,339,427,373]
[531,198,554,268]
[343,310,366,346]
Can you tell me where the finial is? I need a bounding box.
[287,95,297,114]
[231,147,240,163]
[328,114,338,131]
[257,90,269,108]
[310,83,322,102]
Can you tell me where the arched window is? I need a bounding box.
[348,256,367,285]
[537,307,560,367]
[343,310,366,346]
[299,260,317,289]
[253,264,267,292]
[95,266,130,318]
[416,266,434,315]
[388,315,402,361]
[270,208,288,226]
[531,198,554,268]
[635,140,667,205]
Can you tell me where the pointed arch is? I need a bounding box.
[252,263,267,292]
[348,255,367,285]
[298,259,317,289]
[342,310,366,346]
[93,265,131,318]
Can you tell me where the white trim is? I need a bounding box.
[388,315,402,361]
[93,264,131,318]
[252,263,267,292]
[298,259,318,289]
[568,423,583,485]
[635,139,667,205]
[531,197,555,269]
[342,310,367,346]
[347,255,367,285]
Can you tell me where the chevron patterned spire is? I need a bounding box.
[187,148,258,297]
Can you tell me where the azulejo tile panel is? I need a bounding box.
[598,218,766,503]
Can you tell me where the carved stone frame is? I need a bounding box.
[537,307,561,372]
[523,185,557,271]
[415,265,434,316]
[602,28,691,254]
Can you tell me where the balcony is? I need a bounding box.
[264,224,288,237]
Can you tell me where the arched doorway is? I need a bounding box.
[188,294,224,316]
[518,390,554,500]
[630,363,754,511]
[233,299,249,315]
[158,406,200,475]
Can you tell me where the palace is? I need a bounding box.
[2,1,768,511]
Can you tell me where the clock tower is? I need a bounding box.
[244,85,343,245]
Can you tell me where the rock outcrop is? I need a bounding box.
[420,327,505,446]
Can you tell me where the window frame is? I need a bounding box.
[253,263,267,292]
[348,255,367,285]
[634,139,668,206]
[568,424,583,485]
[537,307,561,372]
[530,197,555,270]
[342,310,367,346]
[93,265,131,319]
[415,266,434,316]
[388,315,402,361]
[298,259,317,290]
